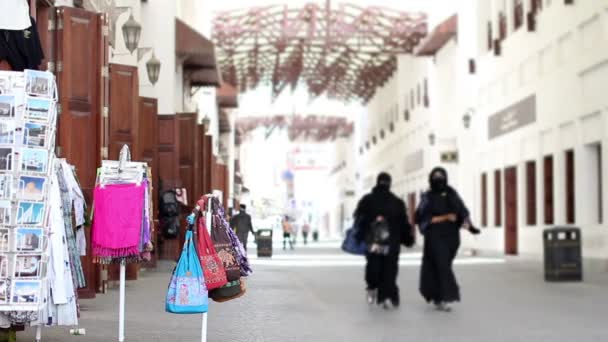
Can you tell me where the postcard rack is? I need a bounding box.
[0,70,59,341]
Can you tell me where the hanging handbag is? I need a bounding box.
[210,211,242,282]
[196,216,228,290]
[342,219,367,255]
[165,230,208,314]
[211,197,252,276]
[209,278,246,303]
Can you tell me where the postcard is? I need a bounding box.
[18,176,46,201]
[25,70,53,98]
[11,280,41,304]
[0,95,14,119]
[21,148,48,174]
[16,202,45,226]
[15,227,43,252]
[14,255,42,278]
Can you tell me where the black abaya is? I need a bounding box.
[418,191,462,304]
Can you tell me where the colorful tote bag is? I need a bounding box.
[165,231,208,314]
[210,211,242,282]
[210,279,246,303]
[196,216,228,290]
[211,198,252,276]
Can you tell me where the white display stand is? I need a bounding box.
[97,145,147,342]
[0,70,59,342]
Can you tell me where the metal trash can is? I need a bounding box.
[257,229,273,258]
[543,227,582,282]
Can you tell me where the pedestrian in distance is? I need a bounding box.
[230,204,256,252]
[415,167,480,312]
[354,172,415,310]
[282,215,294,250]
[301,221,311,245]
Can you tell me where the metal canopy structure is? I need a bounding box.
[236,115,354,143]
[212,2,427,103]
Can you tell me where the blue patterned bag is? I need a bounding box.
[165,231,209,314]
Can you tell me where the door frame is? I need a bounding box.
[504,166,518,255]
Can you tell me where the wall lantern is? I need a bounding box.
[145,53,161,85]
[122,13,142,54]
[462,108,475,129]
[201,116,211,132]
[429,132,436,146]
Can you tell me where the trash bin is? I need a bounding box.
[312,231,319,242]
[543,227,582,282]
[257,229,273,258]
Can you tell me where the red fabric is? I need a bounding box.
[196,216,228,290]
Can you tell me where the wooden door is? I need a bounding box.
[108,64,139,159]
[543,156,554,224]
[35,0,55,72]
[138,97,158,268]
[157,115,180,260]
[55,6,103,299]
[201,133,213,195]
[504,167,518,255]
[178,113,196,208]
[407,192,417,243]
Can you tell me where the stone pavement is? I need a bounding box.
[21,244,608,342]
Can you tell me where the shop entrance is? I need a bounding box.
[504,166,518,255]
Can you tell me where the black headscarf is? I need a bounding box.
[374,172,392,192]
[429,167,448,193]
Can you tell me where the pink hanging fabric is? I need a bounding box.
[92,183,145,258]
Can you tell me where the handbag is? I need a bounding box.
[196,216,228,290]
[211,198,252,276]
[341,221,367,255]
[209,278,246,303]
[165,230,208,314]
[209,202,242,281]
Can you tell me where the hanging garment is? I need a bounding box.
[57,164,86,289]
[91,183,145,260]
[165,231,208,314]
[0,17,44,71]
[60,159,86,227]
[43,171,78,326]
[0,0,31,30]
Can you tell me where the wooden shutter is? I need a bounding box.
[108,64,139,160]
[138,97,158,269]
[526,161,537,225]
[481,173,488,227]
[178,113,196,208]
[565,150,575,224]
[494,169,502,226]
[544,155,554,224]
[55,6,103,298]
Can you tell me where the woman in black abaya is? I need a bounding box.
[415,167,479,312]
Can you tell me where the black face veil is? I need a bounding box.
[429,167,448,192]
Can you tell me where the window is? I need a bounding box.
[530,0,542,13]
[495,169,502,227]
[599,145,603,224]
[423,78,429,107]
[498,12,507,40]
[417,84,421,105]
[487,22,493,51]
[526,161,537,225]
[481,173,488,227]
[565,150,575,224]
[410,90,415,109]
[514,0,524,30]
[544,155,554,224]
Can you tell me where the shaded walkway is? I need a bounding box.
[22,247,608,341]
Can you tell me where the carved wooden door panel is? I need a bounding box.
[138,97,158,268]
[55,6,102,299]
[157,115,180,260]
[178,113,196,207]
[108,64,139,160]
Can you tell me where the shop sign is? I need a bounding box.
[489,95,536,139]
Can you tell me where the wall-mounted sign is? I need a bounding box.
[440,151,459,163]
[404,150,424,174]
[488,95,536,139]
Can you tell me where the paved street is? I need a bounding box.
[21,244,608,342]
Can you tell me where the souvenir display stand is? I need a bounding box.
[0,70,59,341]
[94,145,148,342]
